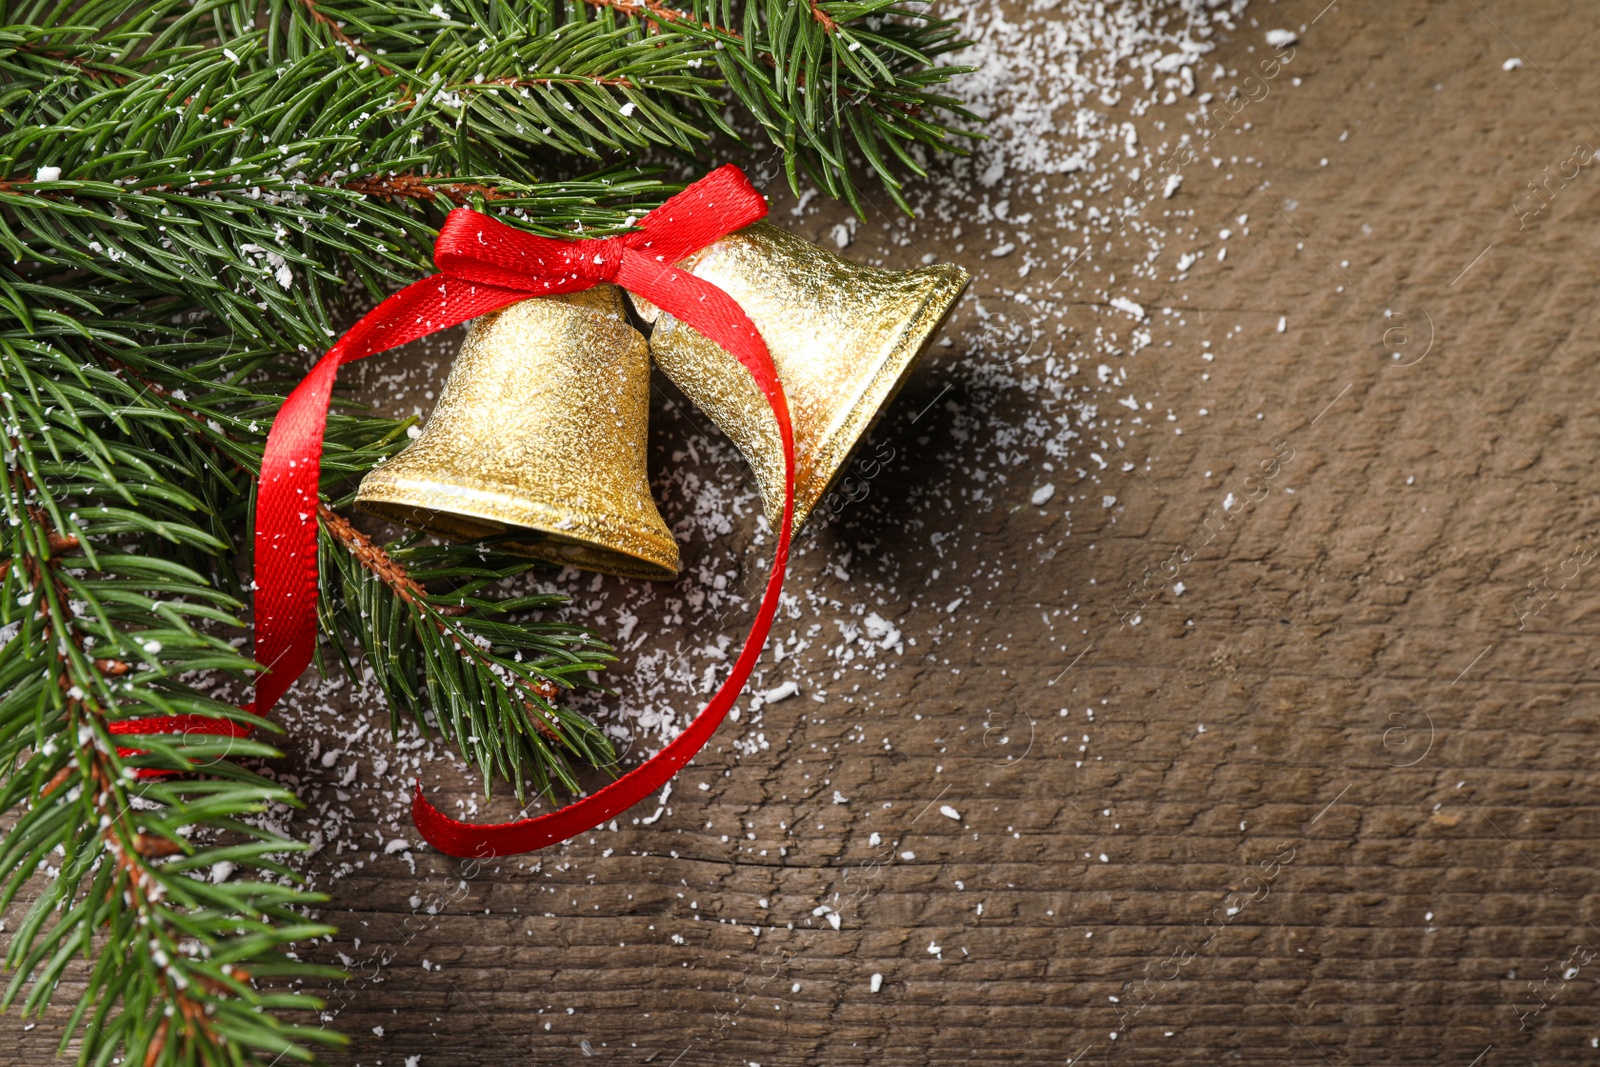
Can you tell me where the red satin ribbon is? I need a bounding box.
[110,165,794,858]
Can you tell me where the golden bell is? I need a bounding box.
[633,220,968,531]
[355,285,679,580]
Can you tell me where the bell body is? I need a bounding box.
[636,221,968,531]
[355,286,679,580]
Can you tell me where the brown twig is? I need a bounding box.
[5,166,522,217]
[317,504,434,606]
[341,173,510,205]
[47,529,81,554]
[316,504,567,742]
[583,0,833,55]
[591,0,673,18]
[143,1016,168,1067]
[478,74,637,90]
[41,765,73,796]
[133,833,186,858]
[586,0,702,29]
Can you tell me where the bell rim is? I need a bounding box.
[355,478,680,581]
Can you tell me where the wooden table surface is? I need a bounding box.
[12,1,1600,1064]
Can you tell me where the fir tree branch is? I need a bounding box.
[318,504,440,610]
[0,375,342,1065]
[318,507,618,802]
[265,0,977,208]
[572,0,980,209]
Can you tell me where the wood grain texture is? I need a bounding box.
[10,1,1600,1064]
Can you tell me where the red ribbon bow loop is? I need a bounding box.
[111,165,794,859]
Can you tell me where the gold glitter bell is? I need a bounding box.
[634,221,968,531]
[355,286,679,580]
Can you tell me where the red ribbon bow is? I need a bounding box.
[111,165,794,857]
